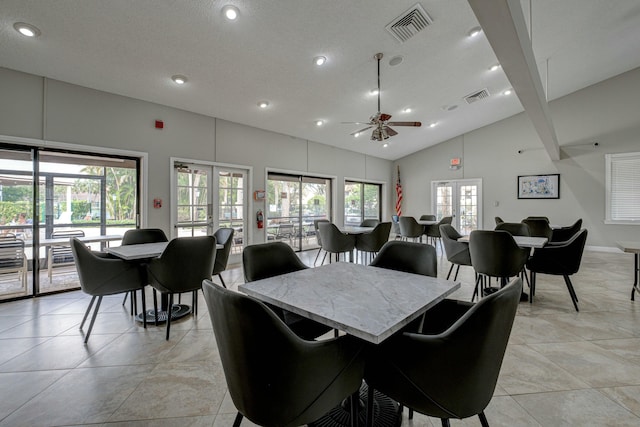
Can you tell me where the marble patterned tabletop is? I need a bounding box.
[458,234,548,248]
[107,241,223,260]
[617,241,640,254]
[239,262,460,344]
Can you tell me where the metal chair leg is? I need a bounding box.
[446,264,454,280]
[166,293,173,340]
[478,411,490,427]
[218,273,227,288]
[80,296,97,330]
[84,295,103,344]
[232,412,243,427]
[563,275,580,311]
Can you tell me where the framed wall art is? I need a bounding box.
[517,174,560,199]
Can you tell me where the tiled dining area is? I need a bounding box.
[1,248,640,426]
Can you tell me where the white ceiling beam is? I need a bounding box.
[468,0,560,160]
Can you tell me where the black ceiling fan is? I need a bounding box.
[344,53,422,142]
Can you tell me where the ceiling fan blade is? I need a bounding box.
[386,121,422,127]
[379,113,392,122]
[384,126,398,137]
[350,126,372,136]
[341,121,373,125]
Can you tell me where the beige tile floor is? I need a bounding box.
[1,248,640,426]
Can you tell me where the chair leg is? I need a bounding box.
[218,273,227,288]
[366,385,374,427]
[472,274,482,301]
[478,411,490,427]
[441,419,451,427]
[563,275,580,312]
[84,295,103,344]
[80,296,97,330]
[453,265,461,281]
[122,291,128,306]
[446,264,454,280]
[153,289,159,326]
[314,248,322,266]
[232,412,243,427]
[166,293,173,340]
[409,408,414,419]
[530,272,536,304]
[321,251,328,265]
[141,288,147,329]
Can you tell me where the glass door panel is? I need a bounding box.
[432,179,481,235]
[215,167,247,260]
[301,176,330,251]
[175,164,212,237]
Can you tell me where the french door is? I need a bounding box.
[432,179,482,235]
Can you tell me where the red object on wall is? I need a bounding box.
[155,120,164,129]
[153,198,162,208]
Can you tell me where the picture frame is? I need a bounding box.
[517,174,560,199]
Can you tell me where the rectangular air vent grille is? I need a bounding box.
[386,3,433,43]
[464,89,490,104]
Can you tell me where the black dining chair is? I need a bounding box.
[425,216,453,250]
[440,224,472,281]
[212,227,235,287]
[202,279,366,427]
[526,229,588,311]
[71,238,147,343]
[370,240,437,278]
[550,218,582,244]
[419,214,436,221]
[360,219,380,227]
[364,278,522,427]
[522,218,553,240]
[398,216,424,242]
[355,222,391,264]
[469,230,530,301]
[147,236,217,340]
[243,241,333,340]
[495,222,530,236]
[313,219,330,266]
[494,216,505,225]
[318,222,356,263]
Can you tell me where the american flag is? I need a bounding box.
[395,166,403,216]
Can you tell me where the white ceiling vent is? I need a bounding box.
[386,3,433,43]
[464,89,490,104]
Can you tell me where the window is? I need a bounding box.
[606,152,640,224]
[344,181,381,226]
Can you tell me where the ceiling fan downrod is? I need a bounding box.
[375,52,383,114]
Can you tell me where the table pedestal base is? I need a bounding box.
[309,382,401,427]
[134,304,191,324]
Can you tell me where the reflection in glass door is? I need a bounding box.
[432,179,482,235]
[267,173,331,252]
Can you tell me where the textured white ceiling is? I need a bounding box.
[1,0,640,160]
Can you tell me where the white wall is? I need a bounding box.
[0,67,394,243]
[395,66,640,248]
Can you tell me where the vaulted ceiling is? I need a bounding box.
[2,0,640,160]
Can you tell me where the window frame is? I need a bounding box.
[605,152,640,225]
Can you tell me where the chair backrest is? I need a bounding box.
[318,222,356,253]
[495,216,505,225]
[366,278,522,420]
[370,240,437,277]
[469,230,529,278]
[355,222,392,252]
[313,219,330,245]
[439,216,453,226]
[121,228,168,245]
[360,219,380,227]
[551,218,582,243]
[147,236,217,293]
[528,229,588,275]
[212,227,235,275]
[522,218,553,239]
[398,216,423,238]
[439,224,471,266]
[419,214,436,221]
[525,216,550,222]
[51,230,85,263]
[0,236,26,271]
[202,279,365,427]
[243,241,308,282]
[495,222,530,236]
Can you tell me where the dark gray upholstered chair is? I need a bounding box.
[370,240,437,278]
[494,216,505,225]
[526,229,588,311]
[425,216,453,250]
[525,216,550,222]
[360,219,380,227]
[419,214,436,221]
[364,278,522,427]
[202,279,365,427]
[399,216,424,242]
[495,222,530,236]
[318,222,356,263]
[312,219,330,266]
[550,219,582,244]
[469,230,529,302]
[355,222,391,264]
[243,242,333,340]
[440,224,472,281]
[48,229,85,282]
[71,238,147,343]
[147,236,217,340]
[522,218,553,240]
[120,228,169,309]
[212,227,234,287]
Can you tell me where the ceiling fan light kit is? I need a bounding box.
[345,52,422,143]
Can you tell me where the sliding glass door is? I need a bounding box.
[267,173,331,251]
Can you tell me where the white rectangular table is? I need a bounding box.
[239,262,460,344]
[106,241,223,260]
[616,241,640,300]
[458,234,548,248]
[338,226,374,234]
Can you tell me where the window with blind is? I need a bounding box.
[605,152,640,224]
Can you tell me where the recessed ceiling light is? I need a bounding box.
[14,22,41,37]
[316,120,324,126]
[258,101,269,108]
[403,108,412,113]
[383,143,389,148]
[489,63,501,71]
[313,56,326,66]
[468,26,482,38]
[370,89,379,96]
[354,132,361,138]
[503,89,513,96]
[222,5,239,20]
[171,75,187,85]
[389,56,404,66]
[429,122,438,128]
